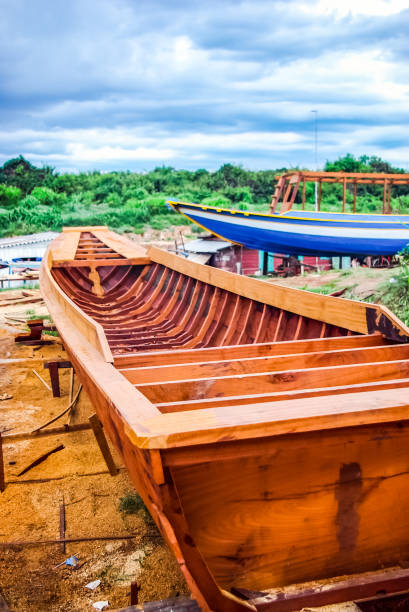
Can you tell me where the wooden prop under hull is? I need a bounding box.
[40,227,409,610]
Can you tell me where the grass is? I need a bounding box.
[118,492,154,525]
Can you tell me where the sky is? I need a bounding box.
[1,0,409,173]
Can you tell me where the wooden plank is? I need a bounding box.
[134,386,409,449]
[4,422,91,441]
[17,444,65,476]
[121,344,409,385]
[248,568,409,611]
[114,334,386,368]
[169,420,409,592]
[53,257,150,267]
[62,226,108,232]
[136,359,409,404]
[157,377,409,414]
[92,229,148,259]
[51,230,80,262]
[148,246,408,336]
[89,413,118,476]
[59,496,66,553]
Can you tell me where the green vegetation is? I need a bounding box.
[1,153,408,238]
[119,491,153,523]
[378,248,409,326]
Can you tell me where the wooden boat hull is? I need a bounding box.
[167,200,409,256]
[40,227,409,610]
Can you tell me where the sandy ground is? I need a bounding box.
[268,266,396,301]
[0,297,187,611]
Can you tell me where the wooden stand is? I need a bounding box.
[89,414,117,476]
[43,360,72,397]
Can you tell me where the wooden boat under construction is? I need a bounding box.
[41,226,409,611]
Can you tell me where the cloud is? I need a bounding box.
[0,0,409,171]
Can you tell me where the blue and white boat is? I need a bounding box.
[167,171,409,257]
[166,202,409,257]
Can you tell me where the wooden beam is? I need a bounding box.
[157,376,409,414]
[17,444,65,476]
[114,334,386,369]
[342,177,346,212]
[136,359,409,404]
[59,496,66,553]
[383,178,387,214]
[4,422,91,441]
[89,413,118,476]
[248,567,409,611]
[353,181,357,213]
[133,386,409,449]
[53,257,150,267]
[121,344,409,385]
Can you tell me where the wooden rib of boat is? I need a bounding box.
[41,226,409,611]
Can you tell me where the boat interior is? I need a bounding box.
[50,230,409,414]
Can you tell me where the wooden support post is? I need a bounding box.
[388,180,392,213]
[342,177,346,212]
[353,181,357,213]
[383,178,387,213]
[48,362,61,397]
[44,360,72,398]
[302,180,306,210]
[59,496,66,554]
[318,180,322,211]
[0,432,5,493]
[89,414,118,476]
[263,252,268,276]
[130,581,140,606]
[68,368,75,405]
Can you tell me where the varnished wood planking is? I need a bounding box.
[156,376,409,413]
[51,230,81,263]
[134,386,409,449]
[53,257,150,268]
[170,421,409,590]
[135,359,409,403]
[121,343,409,384]
[114,334,386,368]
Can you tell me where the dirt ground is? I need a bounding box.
[0,294,188,611]
[269,266,396,301]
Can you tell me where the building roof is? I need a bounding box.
[0,232,59,249]
[184,238,232,254]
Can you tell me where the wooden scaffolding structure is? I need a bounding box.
[270,171,409,214]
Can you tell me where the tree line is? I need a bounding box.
[0,154,408,237]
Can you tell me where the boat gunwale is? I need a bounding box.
[166,198,409,225]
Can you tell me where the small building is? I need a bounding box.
[184,237,260,275]
[0,231,59,285]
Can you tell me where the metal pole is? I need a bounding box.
[311,110,318,211]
